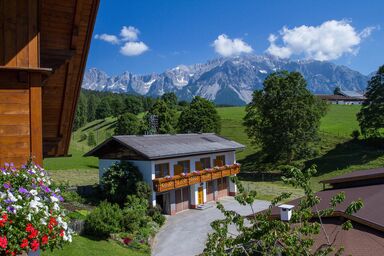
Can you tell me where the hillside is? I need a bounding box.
[44,105,384,199]
[83,55,369,105]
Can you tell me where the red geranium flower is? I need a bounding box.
[0,236,8,249]
[59,230,64,237]
[123,237,132,245]
[28,229,38,239]
[30,240,39,252]
[41,235,48,245]
[25,223,34,233]
[20,238,29,249]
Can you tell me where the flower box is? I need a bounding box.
[211,170,222,179]
[188,175,201,185]
[200,172,212,182]
[221,168,231,177]
[174,176,189,188]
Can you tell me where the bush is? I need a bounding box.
[101,162,144,206]
[351,129,360,140]
[148,206,166,227]
[84,201,123,238]
[121,195,151,233]
[87,131,96,146]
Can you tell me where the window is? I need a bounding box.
[214,155,226,167]
[155,163,169,178]
[200,157,211,169]
[177,160,190,173]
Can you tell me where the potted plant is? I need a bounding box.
[0,161,72,255]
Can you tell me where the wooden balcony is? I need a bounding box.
[153,164,240,192]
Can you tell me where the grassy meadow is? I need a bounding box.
[45,104,384,199]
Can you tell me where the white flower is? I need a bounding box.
[50,195,59,203]
[7,192,17,202]
[30,190,38,196]
[53,203,59,211]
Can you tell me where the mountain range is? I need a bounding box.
[82,55,370,105]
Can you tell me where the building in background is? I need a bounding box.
[317,89,366,105]
[86,133,244,215]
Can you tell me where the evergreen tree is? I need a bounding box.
[243,71,327,163]
[357,65,384,138]
[333,86,341,95]
[114,113,140,135]
[95,98,112,120]
[110,97,124,117]
[124,96,144,115]
[87,94,98,122]
[73,93,87,131]
[178,96,221,133]
[161,92,178,108]
[144,100,177,134]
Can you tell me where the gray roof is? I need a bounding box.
[85,133,245,160]
[339,90,365,99]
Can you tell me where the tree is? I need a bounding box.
[243,71,327,163]
[73,93,87,131]
[161,92,178,108]
[87,131,96,146]
[86,94,98,122]
[204,166,363,256]
[124,96,144,115]
[95,98,112,119]
[101,162,146,206]
[333,86,341,95]
[357,65,384,138]
[114,113,140,135]
[110,97,125,117]
[144,100,177,134]
[178,96,221,133]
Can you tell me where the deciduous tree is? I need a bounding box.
[114,113,140,135]
[357,65,384,138]
[243,71,327,163]
[144,100,177,134]
[178,96,221,133]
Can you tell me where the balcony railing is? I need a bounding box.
[153,163,240,193]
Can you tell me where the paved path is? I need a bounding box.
[152,197,270,256]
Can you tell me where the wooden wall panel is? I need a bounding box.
[0,88,30,167]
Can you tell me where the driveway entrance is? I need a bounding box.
[152,197,270,256]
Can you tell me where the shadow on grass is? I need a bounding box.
[95,120,117,131]
[86,164,99,169]
[306,139,384,176]
[81,120,105,132]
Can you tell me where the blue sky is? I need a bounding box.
[87,0,384,76]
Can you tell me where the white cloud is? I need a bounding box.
[212,34,253,57]
[94,34,120,45]
[266,20,375,61]
[120,26,140,41]
[120,41,149,56]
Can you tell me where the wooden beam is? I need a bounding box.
[29,73,43,165]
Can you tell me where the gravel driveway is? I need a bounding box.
[152,197,270,256]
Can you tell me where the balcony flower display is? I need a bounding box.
[0,162,72,255]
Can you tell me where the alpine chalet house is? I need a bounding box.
[85,134,244,215]
[0,0,99,167]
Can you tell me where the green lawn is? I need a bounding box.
[42,235,149,256]
[45,104,384,196]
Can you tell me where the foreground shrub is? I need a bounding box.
[0,162,72,254]
[147,206,166,227]
[84,201,122,238]
[121,195,151,233]
[101,162,144,206]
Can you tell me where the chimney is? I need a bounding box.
[278,204,294,221]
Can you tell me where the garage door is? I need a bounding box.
[206,181,214,202]
[217,177,228,198]
[175,187,190,213]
